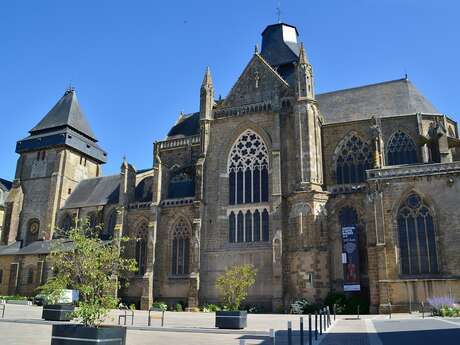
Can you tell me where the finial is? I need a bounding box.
[298,42,308,64]
[254,44,259,54]
[64,82,75,95]
[201,66,213,87]
[276,1,281,23]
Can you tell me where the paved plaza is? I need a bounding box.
[1,305,460,344]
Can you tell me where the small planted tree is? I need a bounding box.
[39,219,137,327]
[215,264,257,311]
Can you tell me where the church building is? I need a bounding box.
[1,22,460,313]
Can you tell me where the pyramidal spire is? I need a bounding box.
[30,88,96,140]
[201,66,213,89]
[298,42,308,65]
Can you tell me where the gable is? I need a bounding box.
[224,54,290,108]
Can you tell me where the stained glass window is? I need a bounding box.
[135,221,148,276]
[335,134,372,184]
[398,193,438,275]
[387,130,418,165]
[171,218,190,276]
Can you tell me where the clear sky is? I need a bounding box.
[1,0,459,180]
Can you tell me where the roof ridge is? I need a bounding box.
[317,78,408,96]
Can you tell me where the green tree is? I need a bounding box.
[38,219,137,327]
[215,264,257,311]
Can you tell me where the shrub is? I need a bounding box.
[152,301,168,311]
[38,219,137,327]
[175,303,183,312]
[324,292,369,314]
[201,304,221,312]
[245,304,265,314]
[215,264,257,311]
[290,298,315,314]
[0,295,29,301]
[428,296,455,311]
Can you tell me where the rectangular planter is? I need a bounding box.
[42,304,75,321]
[215,311,247,329]
[51,324,126,345]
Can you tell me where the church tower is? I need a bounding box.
[2,89,106,245]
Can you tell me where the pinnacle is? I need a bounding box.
[298,42,308,65]
[201,66,213,88]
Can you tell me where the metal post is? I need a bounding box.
[161,310,165,327]
[315,311,318,340]
[300,317,304,345]
[389,303,392,319]
[319,310,323,335]
[308,314,312,345]
[333,304,336,321]
[288,321,292,345]
[148,309,151,326]
[270,328,276,345]
[327,306,331,326]
[357,305,360,320]
[421,302,425,319]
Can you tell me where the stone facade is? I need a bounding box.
[1,22,460,313]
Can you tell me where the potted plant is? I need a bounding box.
[215,264,257,329]
[39,219,137,345]
[39,283,76,322]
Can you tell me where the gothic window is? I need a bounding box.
[101,210,117,241]
[228,130,269,205]
[387,130,418,165]
[228,208,269,243]
[25,219,40,245]
[168,167,195,199]
[27,267,34,284]
[171,218,191,276]
[135,221,148,276]
[87,212,99,229]
[335,134,372,185]
[397,193,438,275]
[0,269,3,284]
[339,207,358,227]
[60,213,73,237]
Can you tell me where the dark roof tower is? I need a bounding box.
[16,89,107,163]
[260,23,301,84]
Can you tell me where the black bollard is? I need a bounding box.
[300,317,304,345]
[319,310,323,335]
[288,321,292,345]
[357,305,360,320]
[333,304,336,321]
[309,314,312,345]
[315,311,318,340]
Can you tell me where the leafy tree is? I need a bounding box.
[215,264,257,311]
[38,219,137,327]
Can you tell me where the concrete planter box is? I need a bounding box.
[42,304,74,321]
[51,324,126,345]
[215,311,247,329]
[6,300,32,305]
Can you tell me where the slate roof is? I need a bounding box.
[63,175,120,209]
[317,78,440,124]
[17,90,107,163]
[30,89,96,140]
[0,242,21,256]
[167,112,200,138]
[0,178,12,191]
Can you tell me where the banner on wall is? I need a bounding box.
[341,226,361,292]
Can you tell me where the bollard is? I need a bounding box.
[288,321,292,345]
[333,304,336,321]
[319,310,323,335]
[315,311,318,340]
[357,305,360,320]
[327,306,331,327]
[421,302,425,319]
[308,314,312,345]
[270,328,276,345]
[300,317,304,345]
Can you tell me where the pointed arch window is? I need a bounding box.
[387,130,418,165]
[171,218,191,276]
[335,134,372,185]
[25,219,40,245]
[228,208,269,243]
[397,193,438,275]
[60,213,73,238]
[228,130,269,205]
[135,221,148,276]
[101,210,117,241]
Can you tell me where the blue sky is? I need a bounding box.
[1,0,459,180]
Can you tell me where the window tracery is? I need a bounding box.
[171,218,191,275]
[387,130,418,165]
[335,134,372,184]
[135,221,148,276]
